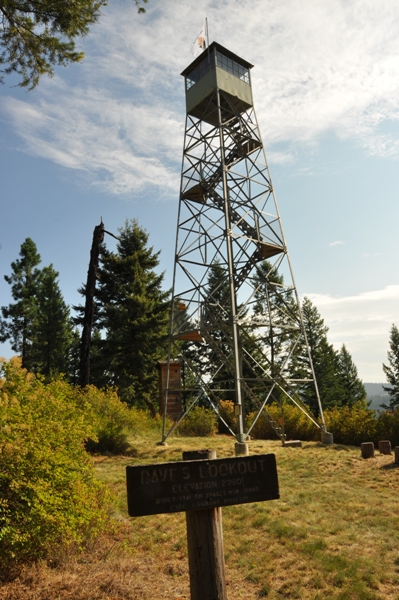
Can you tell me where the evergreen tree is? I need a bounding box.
[0,0,147,88]
[201,261,235,400]
[252,260,298,378]
[337,344,366,406]
[29,265,74,378]
[1,239,75,377]
[293,297,343,414]
[0,238,42,369]
[94,219,170,412]
[66,327,82,385]
[85,329,111,389]
[192,262,263,411]
[382,324,399,409]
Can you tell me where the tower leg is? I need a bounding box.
[235,442,249,456]
[321,431,334,445]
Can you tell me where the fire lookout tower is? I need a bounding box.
[161,42,330,448]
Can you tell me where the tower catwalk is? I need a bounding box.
[161,42,329,445]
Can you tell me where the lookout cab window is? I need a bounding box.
[185,52,214,90]
[215,50,249,84]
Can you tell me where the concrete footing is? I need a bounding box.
[235,442,249,456]
[283,440,302,448]
[321,431,334,445]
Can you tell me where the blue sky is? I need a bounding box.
[1,0,399,382]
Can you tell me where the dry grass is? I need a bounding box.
[2,435,399,599]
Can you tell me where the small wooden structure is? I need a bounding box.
[361,442,375,459]
[378,440,392,455]
[158,360,182,420]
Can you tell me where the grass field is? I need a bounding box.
[1,433,399,599]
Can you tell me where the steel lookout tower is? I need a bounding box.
[161,42,330,449]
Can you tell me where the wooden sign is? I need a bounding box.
[126,453,279,517]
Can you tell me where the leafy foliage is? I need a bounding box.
[375,408,399,448]
[248,402,320,442]
[218,399,238,434]
[246,400,399,448]
[176,406,217,436]
[323,401,377,446]
[0,0,148,88]
[81,385,139,454]
[0,358,111,572]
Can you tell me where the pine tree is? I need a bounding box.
[293,297,343,414]
[337,344,366,406]
[84,329,110,389]
[252,260,298,379]
[94,219,170,412]
[0,0,147,88]
[382,324,399,409]
[66,328,82,385]
[201,261,235,400]
[29,265,74,378]
[189,261,264,412]
[1,239,75,377]
[0,238,42,369]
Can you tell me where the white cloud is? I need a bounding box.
[1,90,183,195]
[2,0,399,194]
[305,285,399,381]
[329,241,345,247]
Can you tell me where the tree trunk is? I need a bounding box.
[79,222,104,387]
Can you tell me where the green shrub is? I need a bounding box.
[324,401,377,446]
[247,401,386,447]
[247,403,278,440]
[375,409,399,448]
[177,406,217,436]
[278,403,320,441]
[248,402,320,442]
[0,358,111,573]
[218,399,237,434]
[75,386,164,453]
[128,406,165,436]
[79,386,134,454]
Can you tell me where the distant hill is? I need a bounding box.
[364,382,390,411]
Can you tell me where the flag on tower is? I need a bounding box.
[190,20,208,57]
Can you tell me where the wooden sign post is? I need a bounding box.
[126,451,279,600]
[183,450,227,600]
